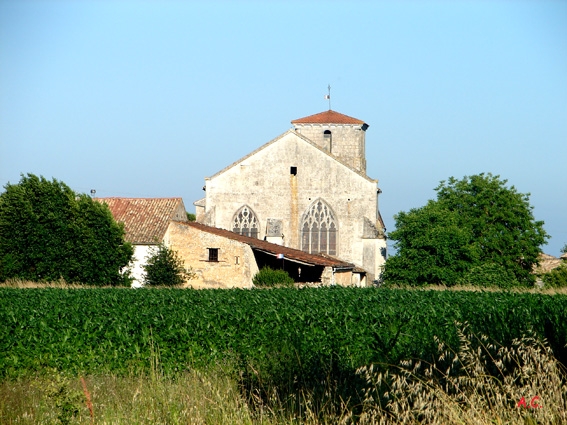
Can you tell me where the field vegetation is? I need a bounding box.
[1,286,566,424]
[1,323,565,424]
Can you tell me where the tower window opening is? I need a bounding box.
[323,130,332,152]
[290,166,297,175]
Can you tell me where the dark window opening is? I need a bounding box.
[208,248,219,262]
[323,130,332,152]
[290,166,297,175]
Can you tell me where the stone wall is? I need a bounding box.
[166,222,258,288]
[293,124,367,173]
[201,131,384,279]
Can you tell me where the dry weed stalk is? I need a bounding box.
[357,323,567,424]
[80,376,94,424]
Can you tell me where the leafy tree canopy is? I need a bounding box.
[383,173,549,287]
[0,174,133,285]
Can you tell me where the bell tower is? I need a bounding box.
[291,110,369,174]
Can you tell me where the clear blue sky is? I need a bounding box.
[1,0,566,255]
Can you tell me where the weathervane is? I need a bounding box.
[325,84,331,110]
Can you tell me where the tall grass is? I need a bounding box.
[356,324,567,424]
[2,326,565,424]
[0,368,260,425]
[0,278,88,289]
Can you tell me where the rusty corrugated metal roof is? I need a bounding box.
[97,197,187,244]
[291,110,366,125]
[180,221,354,268]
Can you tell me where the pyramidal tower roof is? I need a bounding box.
[291,110,366,125]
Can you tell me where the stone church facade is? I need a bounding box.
[194,110,387,282]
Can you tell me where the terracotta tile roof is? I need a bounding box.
[96,198,187,244]
[291,110,366,125]
[180,221,355,268]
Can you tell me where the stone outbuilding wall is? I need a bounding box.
[167,221,258,288]
[167,221,363,288]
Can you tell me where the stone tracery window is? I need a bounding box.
[301,199,337,255]
[232,205,259,239]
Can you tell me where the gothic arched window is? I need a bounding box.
[232,205,259,239]
[301,199,337,255]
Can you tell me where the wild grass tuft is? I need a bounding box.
[356,323,567,424]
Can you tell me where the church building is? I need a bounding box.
[194,109,387,282]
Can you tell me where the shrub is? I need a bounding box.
[143,244,195,286]
[252,266,294,287]
[542,263,567,288]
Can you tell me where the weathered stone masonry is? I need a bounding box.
[195,110,387,282]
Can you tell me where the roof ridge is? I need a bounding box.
[207,130,295,180]
[291,109,366,125]
[206,130,376,184]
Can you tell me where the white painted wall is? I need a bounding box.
[128,244,154,287]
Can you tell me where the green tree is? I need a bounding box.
[384,173,549,287]
[0,174,133,285]
[383,202,477,285]
[143,243,194,286]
